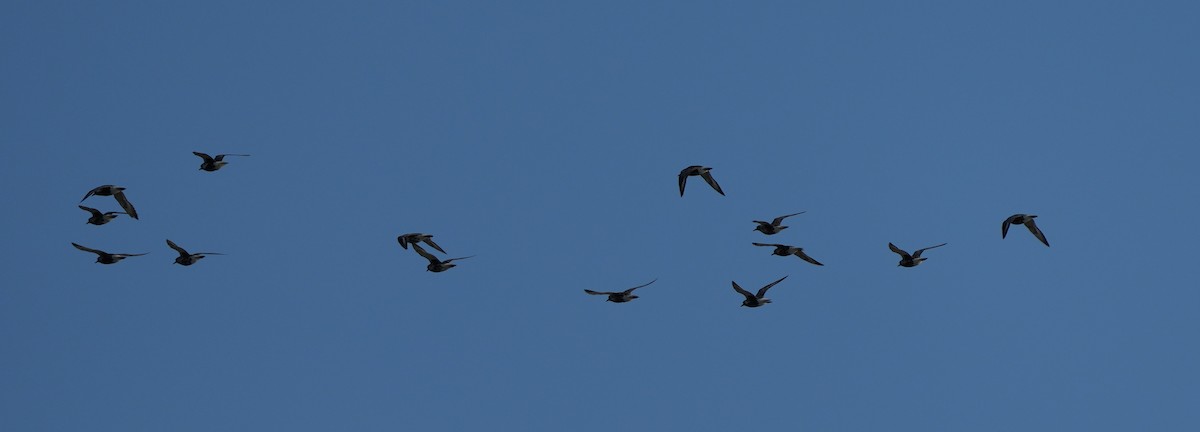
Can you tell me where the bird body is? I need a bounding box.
[1002,214,1049,246]
[753,212,805,235]
[732,276,788,307]
[678,165,725,196]
[584,279,657,303]
[194,152,250,171]
[166,239,224,266]
[888,242,947,267]
[81,185,139,219]
[72,242,147,264]
[78,205,126,225]
[752,243,824,266]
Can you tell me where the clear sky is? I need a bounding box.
[3,1,1199,430]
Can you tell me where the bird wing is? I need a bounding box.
[623,278,657,294]
[772,211,805,225]
[115,253,148,257]
[396,235,411,249]
[1002,216,1015,239]
[214,154,250,161]
[71,242,104,255]
[756,275,789,298]
[78,205,102,217]
[700,171,725,196]
[752,242,784,248]
[794,250,824,266]
[678,169,690,196]
[888,242,912,260]
[165,239,189,257]
[422,237,447,254]
[192,151,214,163]
[410,244,440,264]
[912,243,947,259]
[1025,219,1050,246]
[731,281,756,301]
[584,289,617,296]
[80,185,105,202]
[113,191,138,220]
[444,255,475,263]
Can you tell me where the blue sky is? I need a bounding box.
[3,1,1199,430]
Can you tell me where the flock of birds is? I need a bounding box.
[71,160,1051,308]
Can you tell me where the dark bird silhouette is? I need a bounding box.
[193,152,250,172]
[678,165,725,196]
[166,239,225,266]
[397,233,446,254]
[80,185,139,220]
[71,242,147,264]
[752,243,824,266]
[584,279,657,303]
[753,211,805,235]
[732,275,789,307]
[1002,214,1049,247]
[888,242,947,267]
[78,205,126,226]
[411,243,473,272]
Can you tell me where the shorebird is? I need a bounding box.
[166,239,224,266]
[753,211,806,235]
[193,152,250,172]
[71,242,147,264]
[678,165,725,196]
[752,243,824,266]
[411,243,473,272]
[888,242,947,267]
[78,205,126,226]
[732,275,789,307]
[1002,214,1049,247]
[584,279,657,303]
[397,233,446,254]
[80,185,139,220]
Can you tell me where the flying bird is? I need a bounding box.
[411,243,473,272]
[71,242,147,264]
[752,243,824,266]
[78,205,126,226]
[584,279,657,303]
[753,211,806,235]
[732,275,789,308]
[193,152,251,172]
[166,239,225,266]
[1002,214,1049,247]
[888,242,947,267]
[678,165,725,196]
[80,185,139,220]
[397,233,446,254]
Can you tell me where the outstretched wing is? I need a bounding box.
[752,242,784,248]
[1002,216,1015,239]
[700,171,725,196]
[113,191,139,220]
[422,237,447,254]
[410,244,441,264]
[622,278,657,294]
[731,281,756,301]
[888,242,912,260]
[165,239,189,257]
[584,289,617,296]
[115,253,149,257]
[1025,219,1050,246]
[794,250,823,266]
[771,211,805,225]
[78,205,102,217]
[397,235,411,249]
[192,151,215,163]
[912,243,947,259]
[678,169,690,196]
[214,154,251,161]
[444,255,475,263]
[80,185,105,202]
[756,275,789,298]
[71,242,104,255]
